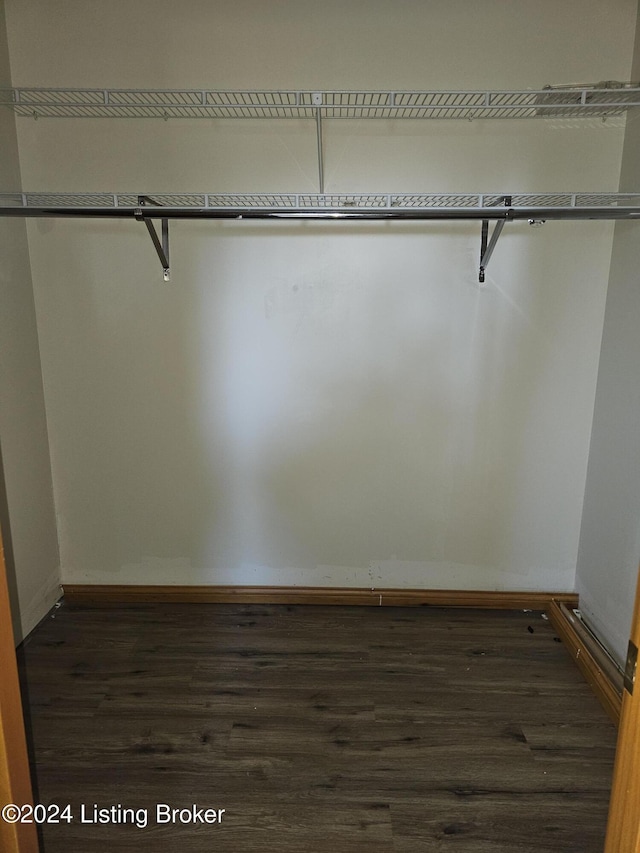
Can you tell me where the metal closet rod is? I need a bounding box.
[3,204,638,283]
[2,205,640,220]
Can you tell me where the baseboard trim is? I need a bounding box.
[547,599,623,725]
[62,584,578,610]
[62,584,623,722]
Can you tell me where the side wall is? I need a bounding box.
[5,0,637,594]
[576,7,640,665]
[0,0,60,640]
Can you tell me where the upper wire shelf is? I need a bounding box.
[2,85,640,119]
[2,192,640,210]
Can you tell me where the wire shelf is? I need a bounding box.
[2,86,639,120]
[3,192,640,210]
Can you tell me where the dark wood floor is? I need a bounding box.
[17,602,617,852]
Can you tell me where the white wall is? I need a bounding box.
[576,8,640,665]
[0,0,60,640]
[4,0,637,592]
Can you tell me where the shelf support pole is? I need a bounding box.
[313,93,325,194]
[135,196,170,281]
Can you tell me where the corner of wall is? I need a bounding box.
[574,0,640,664]
[0,0,61,643]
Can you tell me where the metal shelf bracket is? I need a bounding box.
[479,196,511,282]
[135,196,170,281]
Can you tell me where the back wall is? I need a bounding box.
[4,0,637,591]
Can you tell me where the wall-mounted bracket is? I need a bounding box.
[479,196,512,283]
[135,195,170,281]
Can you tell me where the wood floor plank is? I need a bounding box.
[17,602,616,852]
[391,792,610,852]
